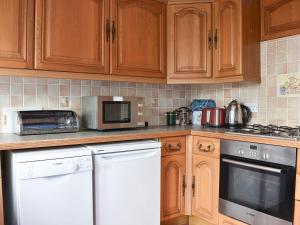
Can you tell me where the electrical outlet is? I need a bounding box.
[245,103,258,113]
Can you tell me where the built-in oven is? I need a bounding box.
[219,140,296,225]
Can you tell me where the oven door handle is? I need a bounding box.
[222,158,283,174]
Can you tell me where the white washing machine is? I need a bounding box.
[4,146,93,225]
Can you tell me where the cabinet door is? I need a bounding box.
[295,201,300,225]
[161,154,186,221]
[0,0,34,69]
[111,0,166,78]
[219,214,247,225]
[192,154,219,224]
[35,0,110,74]
[261,0,300,40]
[168,3,212,79]
[213,0,241,78]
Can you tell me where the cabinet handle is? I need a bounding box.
[198,143,214,152]
[106,19,110,42]
[112,21,116,43]
[214,29,218,49]
[192,176,195,197]
[164,142,182,152]
[182,175,186,197]
[208,30,212,50]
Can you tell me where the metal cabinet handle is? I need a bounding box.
[198,143,214,152]
[112,21,116,43]
[192,176,195,197]
[165,142,182,152]
[208,30,212,50]
[106,19,110,42]
[214,29,218,49]
[182,175,186,197]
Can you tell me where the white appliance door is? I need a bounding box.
[94,148,161,225]
[17,171,93,225]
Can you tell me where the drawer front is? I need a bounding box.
[161,136,186,156]
[193,136,220,158]
[296,174,300,201]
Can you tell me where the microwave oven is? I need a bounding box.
[82,96,146,130]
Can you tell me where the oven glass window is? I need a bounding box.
[220,156,295,221]
[103,101,131,123]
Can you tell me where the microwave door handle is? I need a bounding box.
[222,158,283,174]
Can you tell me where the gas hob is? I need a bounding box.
[226,124,300,141]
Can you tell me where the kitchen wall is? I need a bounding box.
[191,34,300,127]
[1,35,300,132]
[0,77,191,132]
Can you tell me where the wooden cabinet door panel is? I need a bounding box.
[219,214,247,225]
[35,0,110,74]
[295,201,300,225]
[261,0,300,40]
[161,154,186,221]
[192,154,219,224]
[111,0,166,78]
[213,0,241,78]
[0,0,34,69]
[168,3,212,79]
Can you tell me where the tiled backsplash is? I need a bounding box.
[1,34,300,132]
[0,77,191,132]
[191,34,300,127]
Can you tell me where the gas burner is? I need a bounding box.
[227,124,300,140]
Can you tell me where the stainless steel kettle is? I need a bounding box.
[225,100,251,128]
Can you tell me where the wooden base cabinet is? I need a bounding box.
[192,154,219,225]
[161,154,186,221]
[219,214,247,225]
[0,0,34,69]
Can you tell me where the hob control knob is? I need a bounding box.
[238,149,244,156]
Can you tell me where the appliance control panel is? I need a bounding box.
[221,140,296,166]
[18,155,93,180]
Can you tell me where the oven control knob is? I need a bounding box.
[238,149,244,156]
[263,153,270,160]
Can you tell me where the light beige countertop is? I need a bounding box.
[0,126,300,151]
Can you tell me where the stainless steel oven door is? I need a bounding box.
[98,96,138,130]
[219,155,296,225]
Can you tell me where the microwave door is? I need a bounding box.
[99,98,137,130]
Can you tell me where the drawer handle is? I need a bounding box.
[198,143,214,152]
[165,142,182,152]
[192,176,195,197]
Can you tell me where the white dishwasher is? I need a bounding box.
[86,140,161,225]
[4,146,93,225]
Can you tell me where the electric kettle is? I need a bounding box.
[225,100,251,128]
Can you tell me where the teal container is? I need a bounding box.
[166,112,177,126]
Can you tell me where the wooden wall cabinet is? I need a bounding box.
[111,0,166,78]
[167,0,260,84]
[219,214,247,225]
[167,3,212,80]
[261,0,300,41]
[35,0,110,74]
[0,0,34,69]
[160,136,186,222]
